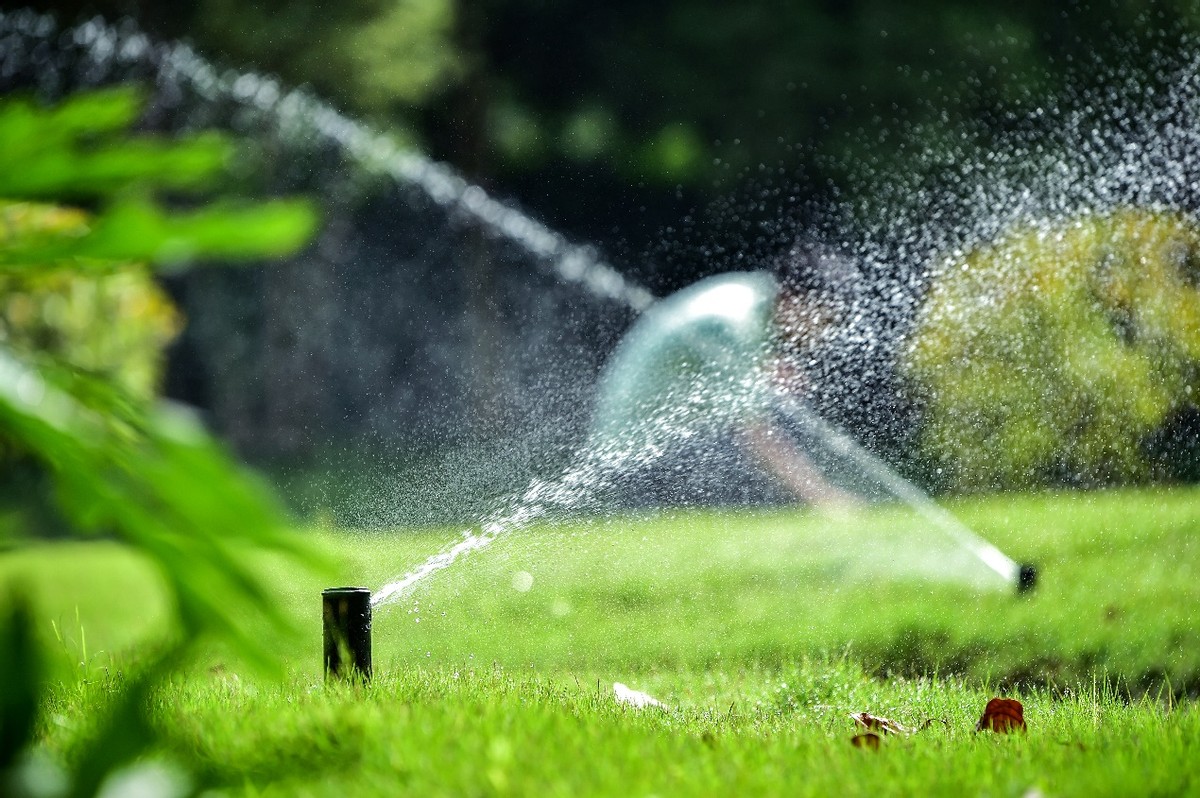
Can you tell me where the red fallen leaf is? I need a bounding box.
[850,733,881,750]
[850,712,909,735]
[975,698,1026,733]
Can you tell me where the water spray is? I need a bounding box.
[0,11,1051,606]
[772,392,1035,594]
[322,587,372,681]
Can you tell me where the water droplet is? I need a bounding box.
[511,571,534,592]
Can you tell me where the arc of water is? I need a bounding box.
[370,449,631,607]
[0,11,656,315]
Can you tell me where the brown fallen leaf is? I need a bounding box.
[850,712,909,735]
[850,733,881,750]
[975,697,1026,733]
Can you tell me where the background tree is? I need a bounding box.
[20,0,1200,287]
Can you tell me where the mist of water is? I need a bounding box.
[371,369,772,606]
[370,456,608,607]
[8,9,1137,606]
[369,339,1023,606]
[370,37,1200,604]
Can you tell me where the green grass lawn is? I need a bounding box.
[3,486,1200,795]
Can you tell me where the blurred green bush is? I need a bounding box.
[0,201,181,400]
[0,87,321,796]
[906,208,1200,491]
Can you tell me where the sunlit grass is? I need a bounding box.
[4,485,1200,795]
[37,661,1200,797]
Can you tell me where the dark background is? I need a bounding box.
[4,0,1199,520]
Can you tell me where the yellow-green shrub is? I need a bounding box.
[0,201,181,400]
[906,208,1200,490]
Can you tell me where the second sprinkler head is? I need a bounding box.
[1017,563,1038,594]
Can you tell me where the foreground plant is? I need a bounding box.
[0,87,319,796]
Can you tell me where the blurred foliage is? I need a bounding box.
[0,88,227,197]
[0,87,320,795]
[0,202,181,400]
[195,0,461,115]
[906,208,1200,491]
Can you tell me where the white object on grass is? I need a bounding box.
[613,682,668,710]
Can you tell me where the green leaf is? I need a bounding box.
[0,87,232,200]
[0,137,232,200]
[0,198,318,269]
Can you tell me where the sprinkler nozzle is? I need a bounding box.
[1016,563,1038,594]
[322,587,372,681]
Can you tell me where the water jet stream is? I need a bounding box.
[370,386,1025,607]
[370,444,644,607]
[0,10,656,315]
[153,43,659,312]
[769,392,1020,588]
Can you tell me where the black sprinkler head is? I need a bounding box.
[322,587,372,681]
[1017,563,1038,594]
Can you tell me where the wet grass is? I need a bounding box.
[37,659,1200,797]
[5,485,1200,795]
